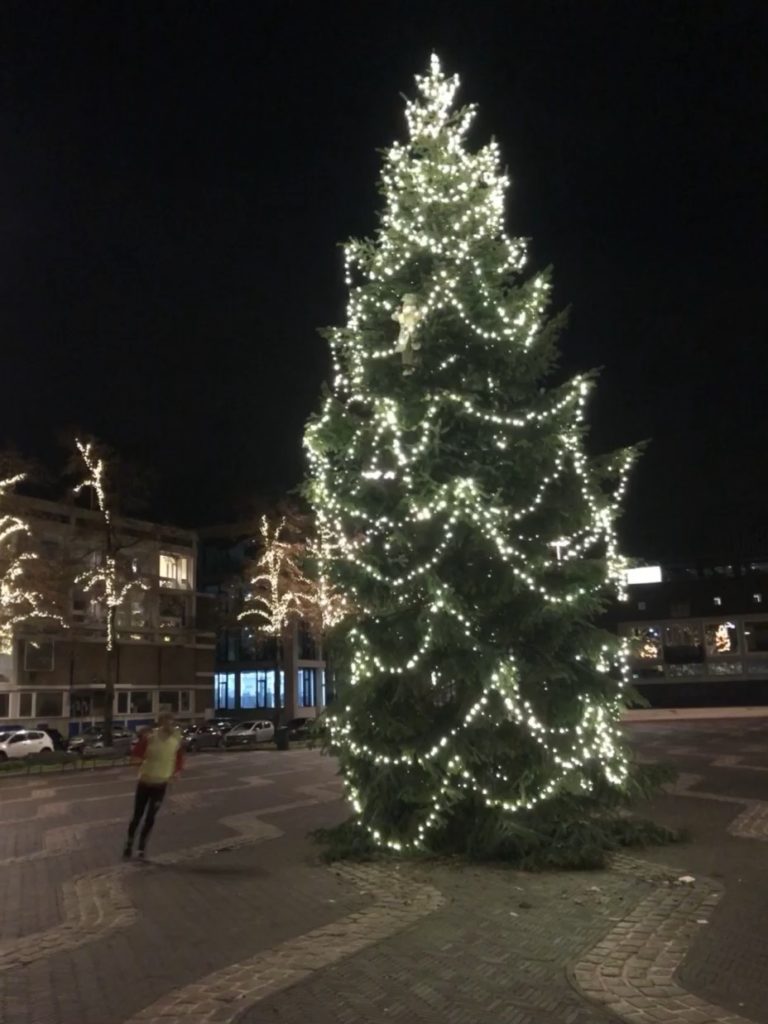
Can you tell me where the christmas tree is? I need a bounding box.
[305,57,664,864]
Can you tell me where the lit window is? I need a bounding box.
[704,622,739,657]
[298,669,317,707]
[240,672,258,709]
[754,594,763,604]
[628,626,662,661]
[713,597,722,607]
[159,552,192,589]
[215,672,236,709]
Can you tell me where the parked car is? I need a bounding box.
[211,718,237,734]
[286,717,313,741]
[223,720,275,748]
[68,726,136,756]
[0,729,55,760]
[183,722,225,751]
[37,725,68,751]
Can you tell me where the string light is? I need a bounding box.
[303,55,632,851]
[73,439,147,651]
[0,474,60,655]
[238,515,312,637]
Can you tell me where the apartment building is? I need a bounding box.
[0,494,216,734]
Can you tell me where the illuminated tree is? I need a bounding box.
[304,57,659,864]
[74,438,147,745]
[303,527,350,703]
[238,515,311,726]
[0,474,60,655]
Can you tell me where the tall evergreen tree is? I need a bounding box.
[305,57,647,861]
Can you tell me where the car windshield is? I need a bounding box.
[0,732,16,743]
[233,723,254,731]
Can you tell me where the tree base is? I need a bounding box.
[313,764,681,870]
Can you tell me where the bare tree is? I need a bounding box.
[73,438,147,746]
[238,515,311,729]
[0,473,62,656]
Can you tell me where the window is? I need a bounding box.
[19,692,33,717]
[179,691,191,713]
[159,691,180,712]
[709,662,743,676]
[713,597,722,607]
[159,597,186,629]
[240,672,257,709]
[663,623,703,664]
[666,663,704,678]
[215,672,236,710]
[24,639,54,672]
[241,670,277,709]
[704,622,739,657]
[118,593,150,629]
[745,622,768,653]
[36,692,63,718]
[627,626,662,661]
[0,694,8,717]
[159,552,192,589]
[754,594,763,605]
[71,693,91,718]
[298,668,317,707]
[117,691,153,715]
[637,601,646,611]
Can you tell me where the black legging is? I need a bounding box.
[127,781,167,850]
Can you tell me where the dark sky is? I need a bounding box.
[1,1,766,559]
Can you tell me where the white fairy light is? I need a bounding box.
[303,55,632,851]
[73,439,147,651]
[0,474,61,655]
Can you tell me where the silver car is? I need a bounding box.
[223,720,275,748]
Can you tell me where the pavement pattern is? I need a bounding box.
[0,723,766,1024]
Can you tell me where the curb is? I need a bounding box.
[623,706,768,722]
[569,855,756,1024]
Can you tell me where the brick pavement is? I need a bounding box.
[1,734,768,1024]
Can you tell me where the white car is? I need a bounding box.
[223,720,275,748]
[0,729,55,760]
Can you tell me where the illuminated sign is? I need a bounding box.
[625,565,662,585]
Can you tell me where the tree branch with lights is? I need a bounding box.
[0,473,62,657]
[238,514,313,728]
[73,437,147,744]
[304,56,672,865]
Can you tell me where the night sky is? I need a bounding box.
[2,2,766,560]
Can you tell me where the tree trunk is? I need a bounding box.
[275,640,283,731]
[104,606,116,746]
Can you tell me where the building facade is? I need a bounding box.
[198,524,327,723]
[0,495,216,734]
[614,559,768,707]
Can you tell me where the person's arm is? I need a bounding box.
[130,733,149,762]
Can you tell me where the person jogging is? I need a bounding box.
[123,711,183,860]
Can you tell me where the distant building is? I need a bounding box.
[198,522,327,723]
[0,494,216,734]
[613,558,768,707]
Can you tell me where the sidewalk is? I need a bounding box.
[0,736,766,1024]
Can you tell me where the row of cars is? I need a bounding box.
[182,717,315,750]
[0,717,316,760]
